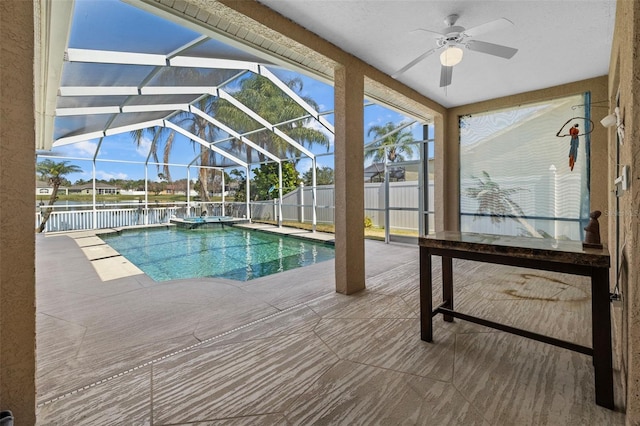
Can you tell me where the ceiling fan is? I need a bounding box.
[392,14,518,87]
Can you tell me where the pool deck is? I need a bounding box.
[35,224,625,425]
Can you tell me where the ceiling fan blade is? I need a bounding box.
[463,17,514,38]
[412,28,446,37]
[440,65,453,87]
[392,47,439,78]
[466,40,518,59]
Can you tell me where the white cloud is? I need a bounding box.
[96,170,128,180]
[65,140,99,157]
[135,136,152,158]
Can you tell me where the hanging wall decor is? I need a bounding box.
[555,117,594,171]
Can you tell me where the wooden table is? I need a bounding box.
[419,231,614,409]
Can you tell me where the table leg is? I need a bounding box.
[442,256,453,322]
[420,248,433,342]
[591,267,614,409]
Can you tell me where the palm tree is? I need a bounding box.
[365,122,415,164]
[132,73,329,200]
[465,171,542,238]
[36,160,82,233]
[131,68,237,201]
[214,75,330,162]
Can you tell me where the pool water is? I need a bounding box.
[101,227,335,282]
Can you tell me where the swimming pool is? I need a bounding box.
[100,226,335,282]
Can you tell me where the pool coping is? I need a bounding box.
[232,222,336,245]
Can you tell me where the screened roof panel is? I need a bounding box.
[110,112,173,128]
[125,94,204,106]
[54,115,113,140]
[68,0,200,55]
[47,0,333,169]
[180,39,274,64]
[56,95,129,109]
[147,67,244,87]
[61,62,156,87]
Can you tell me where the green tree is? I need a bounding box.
[36,160,83,233]
[148,181,163,196]
[229,169,246,202]
[466,171,542,238]
[302,166,334,186]
[365,122,415,163]
[252,162,300,200]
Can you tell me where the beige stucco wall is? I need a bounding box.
[440,76,609,240]
[609,0,640,422]
[0,1,37,424]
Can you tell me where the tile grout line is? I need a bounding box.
[36,292,332,408]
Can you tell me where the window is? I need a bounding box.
[459,93,590,240]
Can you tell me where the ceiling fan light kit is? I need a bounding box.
[440,46,464,66]
[393,14,518,87]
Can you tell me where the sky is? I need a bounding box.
[40,0,433,185]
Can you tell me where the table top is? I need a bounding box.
[419,231,610,268]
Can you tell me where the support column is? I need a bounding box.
[334,65,365,294]
[0,1,36,423]
[434,112,458,232]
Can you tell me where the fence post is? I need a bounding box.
[273,198,279,226]
[299,182,305,224]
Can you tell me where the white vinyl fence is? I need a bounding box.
[251,181,433,232]
[35,202,246,233]
[36,181,434,233]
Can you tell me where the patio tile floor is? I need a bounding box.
[35,227,625,425]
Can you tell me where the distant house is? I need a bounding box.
[36,180,68,196]
[70,184,121,195]
[163,184,184,195]
[364,163,406,183]
[162,184,198,196]
[227,180,240,196]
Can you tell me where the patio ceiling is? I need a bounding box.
[256,0,616,109]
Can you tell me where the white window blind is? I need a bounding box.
[459,93,590,240]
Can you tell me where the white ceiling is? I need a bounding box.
[257,0,616,108]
